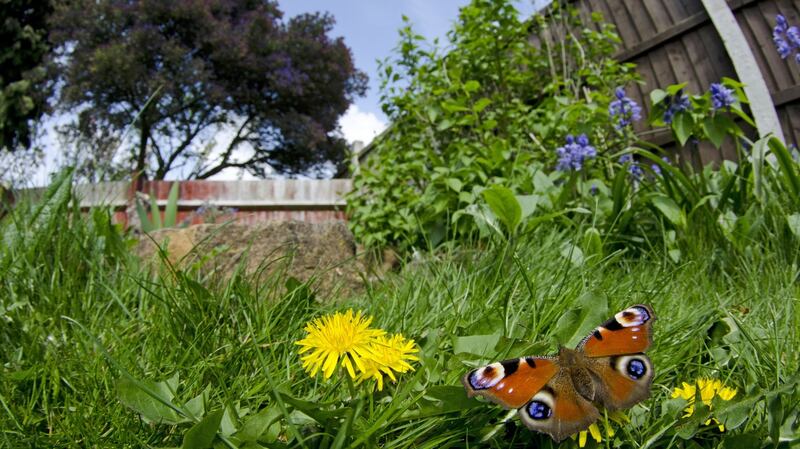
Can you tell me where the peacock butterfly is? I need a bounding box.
[462,304,655,442]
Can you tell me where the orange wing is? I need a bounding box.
[578,304,655,357]
[462,357,558,409]
[585,354,654,410]
[518,378,600,442]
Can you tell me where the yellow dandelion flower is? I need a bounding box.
[571,412,625,447]
[295,309,385,379]
[671,378,737,431]
[356,334,419,391]
[574,423,602,447]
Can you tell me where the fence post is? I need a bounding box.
[351,140,364,176]
[700,0,785,142]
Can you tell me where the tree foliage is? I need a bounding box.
[0,0,53,151]
[49,0,367,179]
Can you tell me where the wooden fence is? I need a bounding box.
[573,0,800,163]
[69,179,351,225]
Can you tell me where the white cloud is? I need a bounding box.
[338,104,386,147]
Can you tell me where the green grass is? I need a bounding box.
[1,177,798,448]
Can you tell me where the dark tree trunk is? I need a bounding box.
[133,121,150,191]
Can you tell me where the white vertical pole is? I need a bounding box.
[700,0,785,142]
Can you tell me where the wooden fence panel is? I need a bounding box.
[574,0,800,163]
[61,179,352,226]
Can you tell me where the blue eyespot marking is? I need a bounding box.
[634,306,651,322]
[527,401,552,420]
[627,359,646,380]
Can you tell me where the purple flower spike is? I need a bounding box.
[777,14,789,31]
[618,154,643,180]
[709,83,735,110]
[774,15,800,62]
[609,86,642,129]
[663,91,691,124]
[555,134,597,172]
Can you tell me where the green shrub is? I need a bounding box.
[348,0,800,267]
[347,0,638,250]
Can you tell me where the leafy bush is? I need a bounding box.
[347,0,638,250]
[348,0,800,267]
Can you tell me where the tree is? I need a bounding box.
[49,0,367,180]
[0,0,54,151]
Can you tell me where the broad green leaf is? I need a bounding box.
[425,105,439,123]
[482,185,521,233]
[554,292,608,347]
[516,194,538,219]
[277,392,351,424]
[237,408,282,443]
[702,116,725,148]
[149,189,163,229]
[453,334,502,357]
[164,182,180,228]
[666,82,688,95]
[117,377,185,425]
[769,136,800,202]
[767,393,783,445]
[582,227,603,259]
[440,100,469,113]
[425,386,481,411]
[560,242,584,267]
[436,119,454,131]
[716,394,760,432]
[472,97,492,112]
[650,195,686,228]
[673,112,693,146]
[136,200,154,233]
[185,385,210,419]
[650,89,667,105]
[463,80,481,92]
[181,409,223,449]
[446,178,463,192]
[722,433,763,449]
[675,399,711,439]
[787,214,800,238]
[533,170,555,193]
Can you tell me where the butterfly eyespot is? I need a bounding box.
[527,400,553,420]
[627,358,646,380]
[467,363,505,390]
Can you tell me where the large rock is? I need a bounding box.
[135,221,363,300]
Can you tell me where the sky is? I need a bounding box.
[8,0,548,185]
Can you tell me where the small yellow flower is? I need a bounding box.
[357,333,419,391]
[295,309,385,379]
[671,378,737,431]
[572,412,625,447]
[575,423,602,447]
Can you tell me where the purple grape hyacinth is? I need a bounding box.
[774,14,800,62]
[556,134,597,172]
[609,87,642,129]
[709,83,735,110]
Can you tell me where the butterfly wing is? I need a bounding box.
[584,353,654,410]
[517,372,600,442]
[462,357,558,409]
[577,304,656,410]
[578,304,655,357]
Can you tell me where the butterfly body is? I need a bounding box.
[462,304,655,442]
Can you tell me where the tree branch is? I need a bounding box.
[195,115,254,179]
